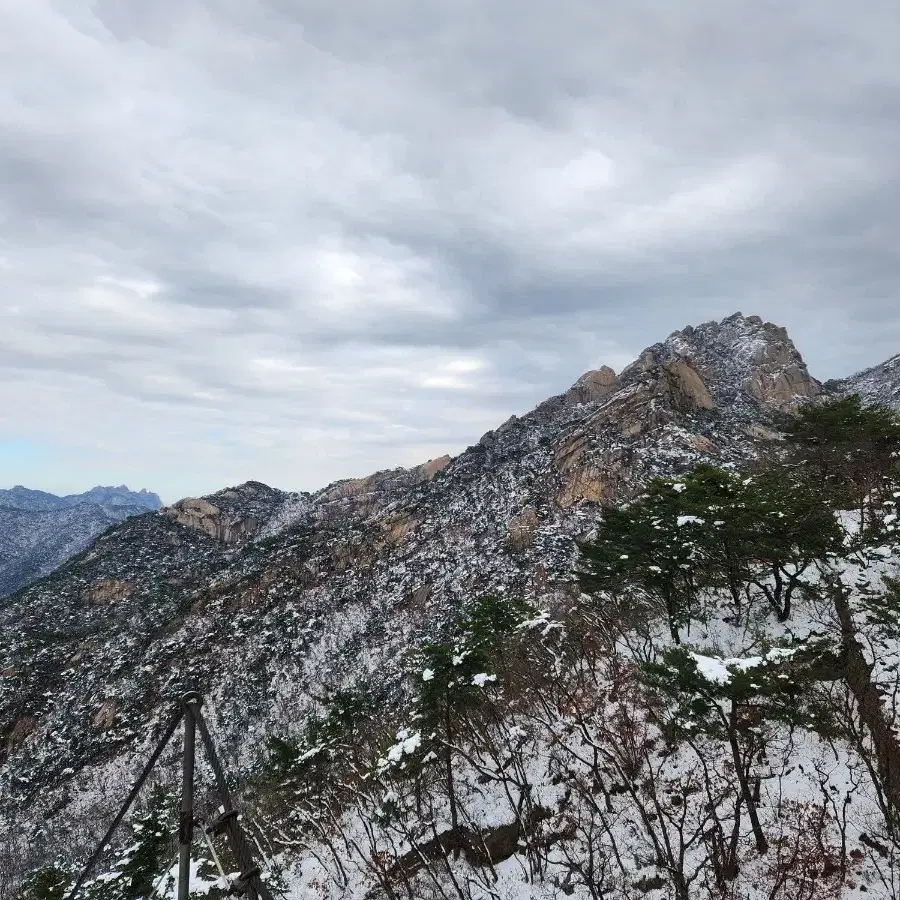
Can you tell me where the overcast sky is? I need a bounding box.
[2,1,899,503]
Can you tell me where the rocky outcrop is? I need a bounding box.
[382,511,423,546]
[91,699,117,731]
[161,481,291,544]
[563,366,619,406]
[620,312,821,412]
[163,497,258,544]
[553,428,631,508]
[85,579,134,605]
[556,465,606,508]
[413,455,452,481]
[661,358,717,411]
[745,361,820,409]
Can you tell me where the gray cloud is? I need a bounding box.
[1,0,899,501]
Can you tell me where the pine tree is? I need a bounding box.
[783,394,900,531]
[580,465,842,632]
[406,594,530,838]
[740,468,842,621]
[642,646,814,855]
[18,863,73,900]
[579,482,708,643]
[59,788,179,900]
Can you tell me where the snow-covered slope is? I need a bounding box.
[1,313,898,899]
[0,485,161,597]
[830,352,900,410]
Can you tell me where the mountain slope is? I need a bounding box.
[1,313,840,876]
[828,351,900,409]
[0,485,162,598]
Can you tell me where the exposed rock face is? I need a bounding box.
[746,360,820,408]
[556,466,606,509]
[382,512,423,546]
[163,496,260,544]
[662,358,717,411]
[162,481,313,545]
[91,699,117,731]
[85,579,134,605]
[1,312,894,876]
[414,455,452,481]
[319,476,379,504]
[563,366,619,406]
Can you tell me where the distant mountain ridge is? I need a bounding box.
[0,485,161,597]
[0,484,161,513]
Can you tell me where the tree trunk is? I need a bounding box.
[771,564,787,621]
[665,592,682,645]
[832,582,900,826]
[444,698,460,854]
[726,701,768,854]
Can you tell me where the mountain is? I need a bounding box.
[1,312,898,898]
[0,485,161,598]
[827,351,900,408]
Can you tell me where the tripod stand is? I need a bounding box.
[64,693,277,900]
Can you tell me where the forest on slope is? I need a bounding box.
[15,393,900,900]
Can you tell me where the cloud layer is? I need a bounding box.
[2,1,899,501]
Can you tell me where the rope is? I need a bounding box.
[200,823,230,884]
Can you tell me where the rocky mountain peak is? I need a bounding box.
[564,365,619,406]
[619,311,821,412]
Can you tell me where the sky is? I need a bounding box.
[1,1,899,504]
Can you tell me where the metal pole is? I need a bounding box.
[64,706,185,900]
[193,708,278,900]
[177,692,201,900]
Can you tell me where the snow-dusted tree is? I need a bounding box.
[70,787,177,900]
[783,394,900,532]
[17,863,73,900]
[641,646,815,856]
[740,468,843,621]
[410,594,531,840]
[579,482,708,644]
[581,465,842,633]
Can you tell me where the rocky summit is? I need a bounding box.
[0,485,161,599]
[1,312,898,895]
